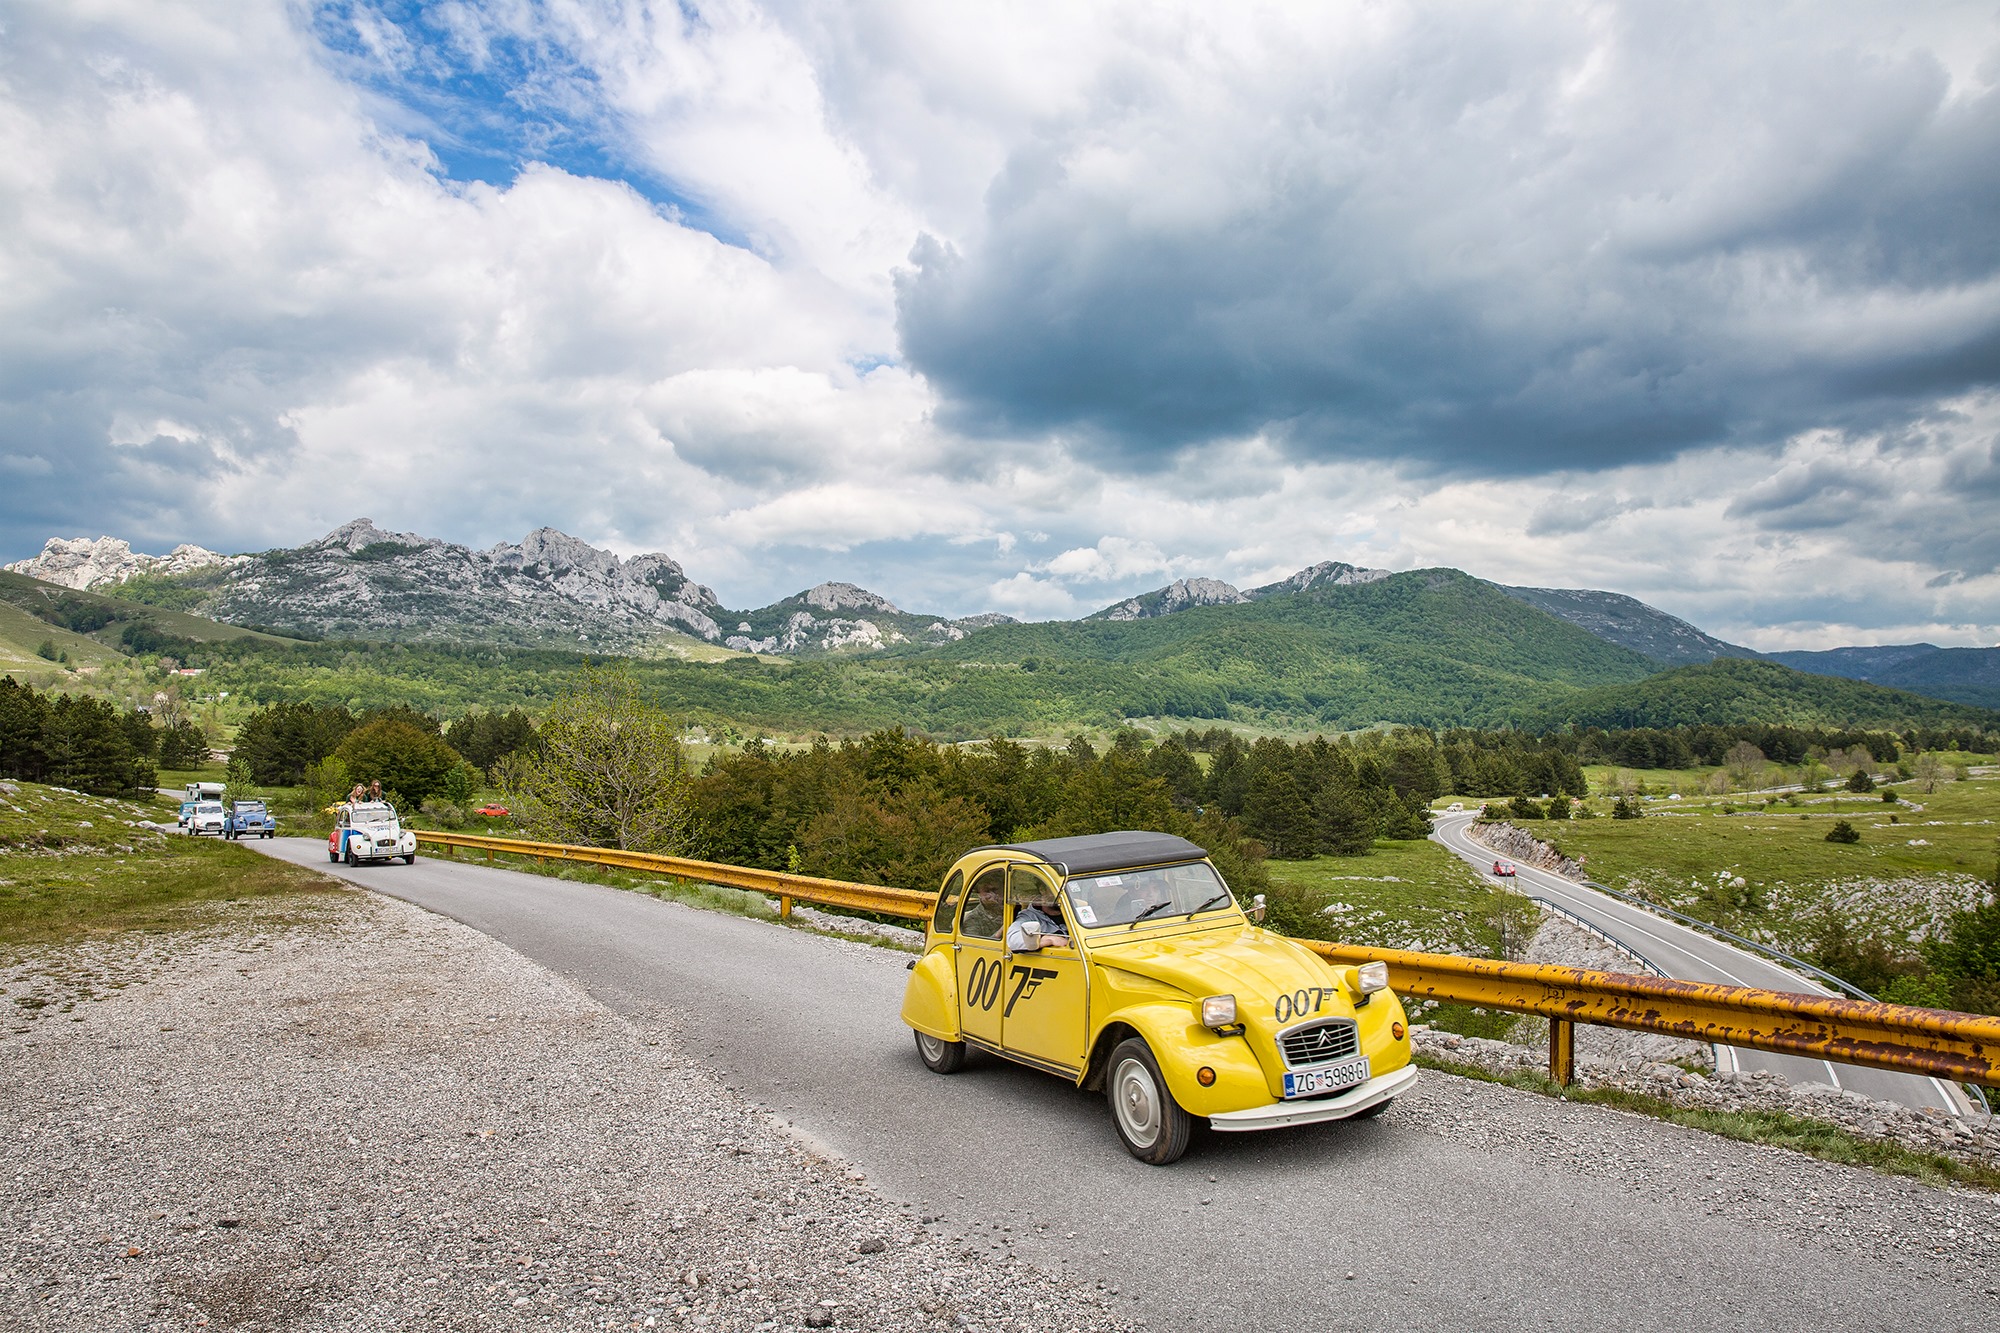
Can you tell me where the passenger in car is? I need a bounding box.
[959,876,1006,939]
[1006,894,1070,952]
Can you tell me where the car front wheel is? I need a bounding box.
[1106,1037,1193,1165]
[344,843,357,866]
[914,1030,966,1074]
[402,853,416,865]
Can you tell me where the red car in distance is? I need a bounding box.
[474,804,511,818]
[1492,860,1516,877]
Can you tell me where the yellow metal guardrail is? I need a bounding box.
[413,830,2000,1091]
[1310,941,2000,1090]
[413,830,934,921]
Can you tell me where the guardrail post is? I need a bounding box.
[780,894,793,920]
[1548,1018,1575,1086]
[486,847,494,866]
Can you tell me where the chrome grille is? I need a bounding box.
[1279,1020,1359,1069]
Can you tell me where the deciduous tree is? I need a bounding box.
[508,664,695,853]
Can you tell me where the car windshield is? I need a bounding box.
[236,802,264,813]
[196,803,224,814]
[350,803,397,826]
[1062,861,1235,929]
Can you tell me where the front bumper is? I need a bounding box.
[1207,1063,1417,1132]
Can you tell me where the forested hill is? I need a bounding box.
[1534,658,2000,732]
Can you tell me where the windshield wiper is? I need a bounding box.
[1127,900,1176,929]
[1185,892,1232,920]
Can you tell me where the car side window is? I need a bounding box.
[1008,866,1066,931]
[931,870,965,936]
[957,867,1006,940]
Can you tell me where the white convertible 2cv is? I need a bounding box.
[328,802,418,865]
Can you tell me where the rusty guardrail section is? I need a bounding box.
[411,830,934,921]
[1308,940,2000,1090]
[412,830,1999,1090]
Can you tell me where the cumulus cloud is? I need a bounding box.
[2,0,1998,647]
[892,2,2000,477]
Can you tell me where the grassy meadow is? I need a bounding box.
[1457,773,1999,993]
[0,781,342,952]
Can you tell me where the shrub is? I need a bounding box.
[1846,769,1876,793]
[1611,796,1642,820]
[1825,820,1861,844]
[334,719,464,807]
[419,798,468,829]
[1880,787,1899,803]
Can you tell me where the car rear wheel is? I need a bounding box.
[328,848,338,862]
[402,853,416,865]
[1106,1037,1192,1165]
[914,1030,966,1074]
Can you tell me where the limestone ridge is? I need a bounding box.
[33,520,1017,655]
[177,519,728,650]
[1086,561,1391,621]
[5,536,237,589]
[723,581,1016,655]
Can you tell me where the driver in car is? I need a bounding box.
[1006,892,1071,952]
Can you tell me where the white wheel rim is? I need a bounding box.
[1112,1056,1162,1148]
[917,1033,944,1061]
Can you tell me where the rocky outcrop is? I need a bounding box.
[1091,577,1250,621]
[1247,560,1390,597]
[5,536,236,589]
[1087,560,1393,621]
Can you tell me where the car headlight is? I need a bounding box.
[1356,961,1390,994]
[1200,994,1237,1027]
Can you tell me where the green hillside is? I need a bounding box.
[1536,657,2000,731]
[0,570,294,663]
[906,569,1658,726]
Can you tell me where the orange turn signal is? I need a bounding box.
[1392,1022,1406,1040]
[1196,1066,1217,1087]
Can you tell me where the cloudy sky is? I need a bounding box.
[3,1,1998,647]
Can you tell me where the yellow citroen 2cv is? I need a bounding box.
[901,831,1415,1164]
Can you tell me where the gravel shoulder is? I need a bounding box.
[0,889,1130,1332]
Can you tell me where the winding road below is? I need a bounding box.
[1430,811,1970,1115]
[251,838,1994,1331]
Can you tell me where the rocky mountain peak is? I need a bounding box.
[803,582,901,615]
[4,535,235,589]
[1250,560,1391,597]
[316,518,430,554]
[1092,577,1249,621]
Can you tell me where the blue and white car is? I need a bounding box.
[327,802,417,865]
[225,800,276,839]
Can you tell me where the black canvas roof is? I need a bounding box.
[987,830,1209,876]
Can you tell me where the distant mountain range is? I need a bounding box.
[6,521,1996,719]
[1765,644,2000,711]
[8,522,1010,655]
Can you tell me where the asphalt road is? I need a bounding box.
[255,839,1994,1331]
[1430,812,1968,1115]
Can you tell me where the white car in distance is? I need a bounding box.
[186,801,227,837]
